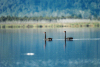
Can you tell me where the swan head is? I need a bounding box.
[44,32,46,33]
[64,31,66,32]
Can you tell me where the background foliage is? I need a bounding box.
[0,0,100,18]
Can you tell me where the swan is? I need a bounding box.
[64,31,73,41]
[44,32,52,41]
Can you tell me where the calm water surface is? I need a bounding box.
[0,28,100,67]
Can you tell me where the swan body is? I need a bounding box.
[64,31,73,41]
[45,38,52,41]
[66,37,73,40]
[44,32,52,41]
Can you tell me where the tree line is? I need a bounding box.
[0,14,100,22]
[0,14,83,22]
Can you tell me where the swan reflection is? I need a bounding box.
[44,40,46,49]
[64,39,67,51]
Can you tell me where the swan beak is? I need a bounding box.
[44,32,46,33]
[64,31,65,32]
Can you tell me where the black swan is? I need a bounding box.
[44,32,52,41]
[64,31,73,41]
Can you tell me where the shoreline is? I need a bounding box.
[0,19,100,28]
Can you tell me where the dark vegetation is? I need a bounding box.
[0,14,100,22]
[0,15,82,22]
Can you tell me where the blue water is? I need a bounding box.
[0,28,100,67]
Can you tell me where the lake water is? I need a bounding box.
[0,28,100,67]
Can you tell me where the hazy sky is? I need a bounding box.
[0,0,100,17]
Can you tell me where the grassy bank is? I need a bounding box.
[0,22,100,29]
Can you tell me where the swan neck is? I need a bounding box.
[45,33,46,39]
[65,32,66,39]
